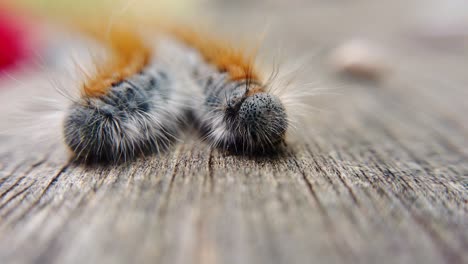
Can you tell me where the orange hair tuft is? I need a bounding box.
[81,25,151,97]
[170,27,261,83]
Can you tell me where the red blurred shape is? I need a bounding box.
[0,8,30,71]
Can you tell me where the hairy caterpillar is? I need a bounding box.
[167,29,288,154]
[61,21,302,162]
[63,27,192,163]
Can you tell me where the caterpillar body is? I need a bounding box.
[165,31,288,154]
[62,25,291,163]
[63,29,192,163]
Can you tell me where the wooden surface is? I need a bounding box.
[0,1,467,263]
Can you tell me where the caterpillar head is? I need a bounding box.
[224,91,288,153]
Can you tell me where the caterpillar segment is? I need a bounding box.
[63,29,191,163]
[168,29,288,153]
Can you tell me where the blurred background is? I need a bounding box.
[1,0,467,72]
[1,0,468,78]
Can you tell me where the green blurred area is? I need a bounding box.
[16,0,198,21]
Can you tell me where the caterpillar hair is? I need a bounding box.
[166,29,289,154]
[63,27,191,163]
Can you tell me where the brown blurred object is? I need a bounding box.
[330,39,389,81]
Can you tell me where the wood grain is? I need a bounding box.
[0,1,467,263]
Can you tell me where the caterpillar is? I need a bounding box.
[167,29,288,154]
[63,27,193,163]
[61,22,295,163]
